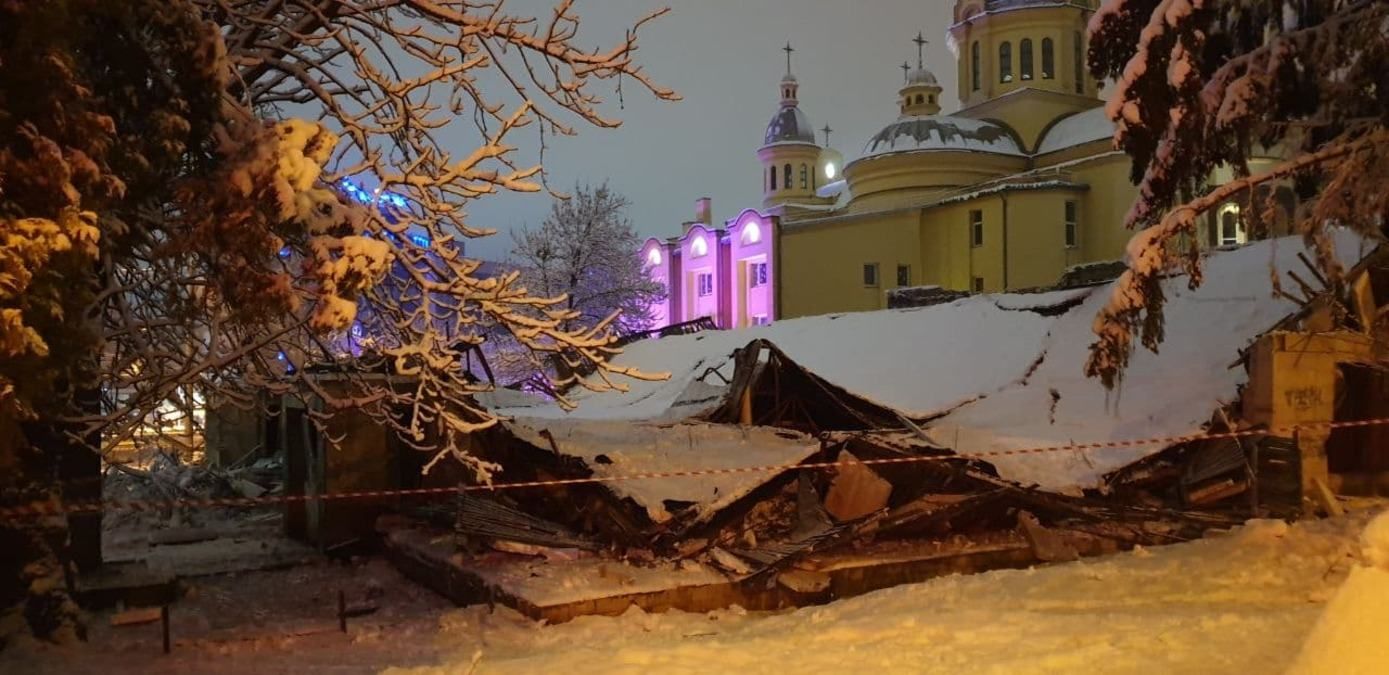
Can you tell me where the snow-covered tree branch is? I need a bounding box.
[1,0,674,639]
[1085,0,1389,387]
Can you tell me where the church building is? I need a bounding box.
[643,0,1283,328]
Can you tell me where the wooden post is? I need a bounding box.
[338,589,347,633]
[739,388,753,426]
[161,605,170,654]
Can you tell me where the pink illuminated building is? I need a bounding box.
[641,198,780,330]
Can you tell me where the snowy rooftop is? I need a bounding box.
[1036,107,1117,155]
[497,232,1375,494]
[859,115,1024,159]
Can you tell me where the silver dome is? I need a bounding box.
[861,115,1022,158]
[905,67,938,86]
[764,105,817,145]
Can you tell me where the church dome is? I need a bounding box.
[764,105,817,145]
[905,67,938,86]
[861,115,1022,158]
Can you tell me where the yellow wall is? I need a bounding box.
[779,212,921,318]
[845,151,1025,208]
[952,4,1097,111]
[1067,153,1142,262]
[759,143,822,209]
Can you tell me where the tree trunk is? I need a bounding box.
[0,429,89,645]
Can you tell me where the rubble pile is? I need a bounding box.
[102,451,283,531]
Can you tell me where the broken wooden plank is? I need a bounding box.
[110,606,163,627]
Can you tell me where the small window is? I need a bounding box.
[770,165,777,191]
[929,94,936,104]
[799,164,809,189]
[970,210,984,247]
[1020,39,1034,80]
[896,264,911,287]
[915,94,924,105]
[783,163,792,190]
[863,263,880,287]
[749,262,768,287]
[971,41,981,91]
[1064,201,1078,248]
[697,273,714,297]
[752,315,770,326]
[973,276,985,293]
[1074,32,1084,94]
[1219,205,1247,247]
[999,42,1013,83]
[1041,38,1055,79]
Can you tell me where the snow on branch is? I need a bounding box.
[1084,0,1389,387]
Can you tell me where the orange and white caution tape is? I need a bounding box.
[2,417,1385,521]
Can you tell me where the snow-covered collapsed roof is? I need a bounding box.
[860,115,1024,159]
[504,419,818,524]
[496,290,1069,423]
[1036,107,1116,155]
[497,232,1374,494]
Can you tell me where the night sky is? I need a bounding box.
[459,0,958,261]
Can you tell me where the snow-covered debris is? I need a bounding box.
[925,230,1373,492]
[504,419,819,524]
[497,293,1057,422]
[509,232,1372,495]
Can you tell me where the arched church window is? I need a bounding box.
[999,42,1013,83]
[915,94,924,105]
[799,164,808,189]
[1041,38,1055,79]
[770,166,777,192]
[971,42,981,91]
[1020,39,1034,80]
[783,163,792,189]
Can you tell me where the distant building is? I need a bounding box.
[641,200,777,330]
[642,0,1295,326]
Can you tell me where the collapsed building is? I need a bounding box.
[258,232,1388,622]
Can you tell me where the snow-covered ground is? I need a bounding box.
[392,507,1388,675]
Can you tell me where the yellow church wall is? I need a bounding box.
[1066,154,1141,262]
[952,5,1097,112]
[844,151,1024,207]
[779,212,922,318]
[921,189,1084,294]
[759,143,823,209]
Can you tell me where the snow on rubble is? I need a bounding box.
[388,508,1388,675]
[504,419,819,524]
[925,230,1373,492]
[497,231,1373,495]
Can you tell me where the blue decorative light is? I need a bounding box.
[410,234,431,247]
